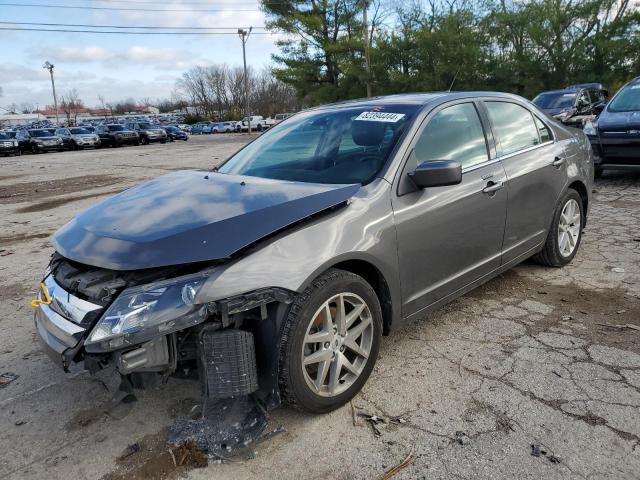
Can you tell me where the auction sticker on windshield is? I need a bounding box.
[355,112,406,122]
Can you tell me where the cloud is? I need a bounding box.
[0,64,49,83]
[28,45,207,71]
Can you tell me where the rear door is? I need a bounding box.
[392,100,508,317]
[482,100,567,264]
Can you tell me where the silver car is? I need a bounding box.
[34,92,592,416]
[56,127,101,150]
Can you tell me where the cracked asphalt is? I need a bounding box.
[0,136,638,479]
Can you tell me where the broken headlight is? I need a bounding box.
[85,273,210,351]
[583,120,597,136]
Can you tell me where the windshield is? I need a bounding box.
[608,84,640,112]
[108,125,125,131]
[0,133,10,139]
[3,132,16,138]
[70,128,90,134]
[29,129,52,137]
[138,123,152,129]
[219,105,418,184]
[533,92,576,109]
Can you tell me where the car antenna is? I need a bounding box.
[448,68,461,92]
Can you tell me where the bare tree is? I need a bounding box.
[60,88,84,124]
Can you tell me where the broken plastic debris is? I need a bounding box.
[0,372,19,388]
[168,396,268,460]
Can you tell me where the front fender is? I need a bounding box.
[195,179,402,325]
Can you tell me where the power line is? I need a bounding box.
[0,26,278,34]
[0,2,261,12]
[64,0,270,4]
[0,21,269,30]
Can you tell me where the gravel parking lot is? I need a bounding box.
[0,135,639,480]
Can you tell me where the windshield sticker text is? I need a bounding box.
[355,112,406,123]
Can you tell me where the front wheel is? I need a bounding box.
[278,269,382,413]
[534,189,584,267]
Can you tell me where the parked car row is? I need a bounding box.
[533,76,640,176]
[0,123,191,156]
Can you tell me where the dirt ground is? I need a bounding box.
[0,135,639,480]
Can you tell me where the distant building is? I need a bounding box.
[0,113,47,127]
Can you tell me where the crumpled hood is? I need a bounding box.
[52,171,359,270]
[544,107,574,117]
[598,110,640,132]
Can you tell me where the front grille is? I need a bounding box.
[601,145,640,162]
[50,253,185,306]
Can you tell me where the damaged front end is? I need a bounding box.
[33,254,294,419]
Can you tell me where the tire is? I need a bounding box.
[278,268,382,414]
[134,140,140,146]
[534,189,584,267]
[257,124,263,132]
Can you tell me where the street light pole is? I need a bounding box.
[42,61,59,126]
[238,27,252,134]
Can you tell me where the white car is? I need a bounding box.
[235,116,276,132]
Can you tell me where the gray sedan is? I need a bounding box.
[34,92,593,416]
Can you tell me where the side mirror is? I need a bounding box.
[408,160,462,189]
[594,103,606,116]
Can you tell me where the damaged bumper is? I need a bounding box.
[33,274,102,370]
[33,262,294,410]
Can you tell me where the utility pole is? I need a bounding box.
[238,27,252,134]
[42,61,59,126]
[362,0,372,97]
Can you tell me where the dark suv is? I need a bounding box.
[533,83,608,127]
[584,76,640,176]
[25,129,65,153]
[124,122,167,144]
[96,124,139,147]
[0,132,21,156]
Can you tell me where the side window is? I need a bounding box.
[534,116,552,143]
[413,103,488,170]
[485,102,540,156]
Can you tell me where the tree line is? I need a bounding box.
[176,65,298,119]
[262,0,640,105]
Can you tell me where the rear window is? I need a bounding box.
[532,92,576,109]
[485,102,540,156]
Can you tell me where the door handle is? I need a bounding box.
[552,156,565,168]
[482,181,504,194]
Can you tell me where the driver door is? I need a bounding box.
[392,101,508,317]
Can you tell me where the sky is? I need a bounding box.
[0,0,281,110]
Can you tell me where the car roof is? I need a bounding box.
[313,91,532,110]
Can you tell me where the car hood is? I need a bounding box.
[598,110,640,132]
[542,107,574,117]
[52,171,360,270]
[33,136,59,141]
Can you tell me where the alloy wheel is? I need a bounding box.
[558,198,581,257]
[301,292,373,397]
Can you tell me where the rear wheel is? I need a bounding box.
[534,189,583,267]
[278,269,382,413]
